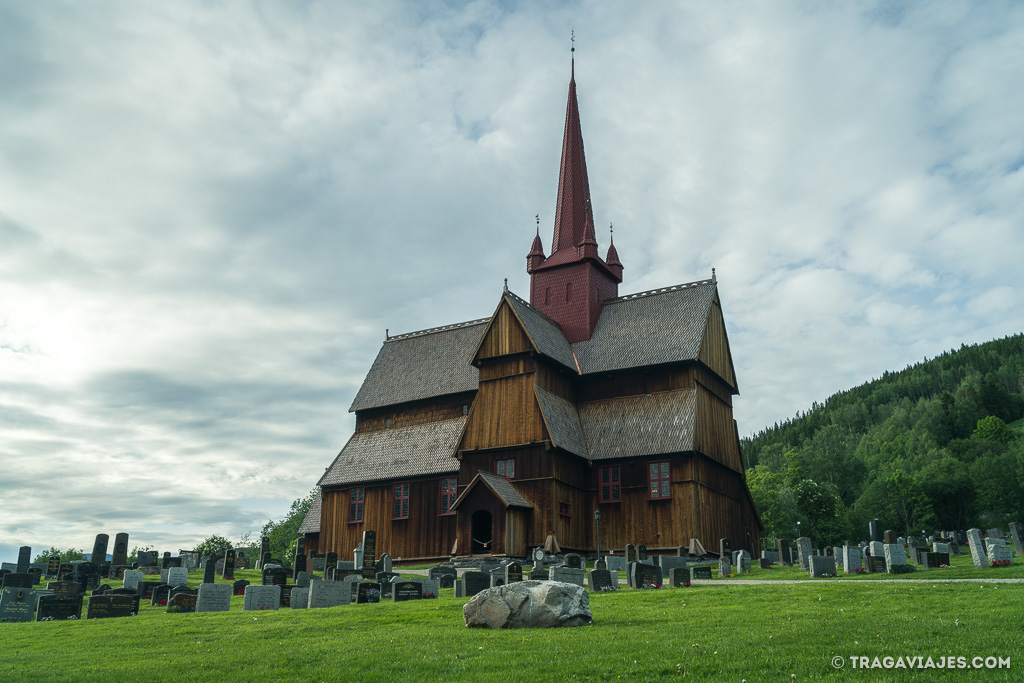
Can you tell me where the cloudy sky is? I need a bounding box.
[3,1,1023,561]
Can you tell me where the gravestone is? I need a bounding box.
[505,563,523,584]
[842,546,862,575]
[925,552,950,568]
[637,545,649,562]
[138,581,160,599]
[563,553,583,569]
[883,544,907,571]
[594,559,606,571]
[932,542,951,554]
[625,544,637,563]
[168,593,198,612]
[986,528,1003,539]
[137,551,156,567]
[222,549,236,579]
[659,555,687,579]
[46,556,61,578]
[796,537,813,570]
[196,583,232,612]
[717,556,732,578]
[356,582,381,604]
[867,556,887,573]
[719,538,731,559]
[528,568,549,581]
[292,538,306,579]
[110,533,129,566]
[392,581,422,602]
[966,528,988,568]
[691,566,712,580]
[107,588,141,615]
[203,559,217,584]
[488,567,506,588]
[869,541,884,558]
[760,550,779,564]
[90,534,109,567]
[605,556,626,573]
[550,567,585,587]
[630,562,662,588]
[262,567,289,587]
[16,546,31,574]
[242,584,281,610]
[758,558,771,569]
[151,584,173,606]
[809,556,837,578]
[587,569,616,592]
[777,539,792,566]
[166,567,188,587]
[86,594,135,619]
[1008,522,1023,556]
[288,586,308,609]
[162,552,172,569]
[259,536,270,569]
[869,519,882,543]
[361,531,377,570]
[0,586,47,622]
[232,579,250,595]
[308,580,351,608]
[35,594,83,621]
[988,545,1013,565]
[669,567,691,587]
[46,581,79,597]
[2,573,34,590]
[295,571,313,588]
[325,551,339,574]
[461,571,490,597]
[122,570,144,591]
[883,530,897,545]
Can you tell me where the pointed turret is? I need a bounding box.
[527,58,623,343]
[606,225,623,280]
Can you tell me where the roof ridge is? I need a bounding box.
[504,289,565,329]
[608,278,715,304]
[386,317,490,342]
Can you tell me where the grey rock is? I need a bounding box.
[463,580,592,629]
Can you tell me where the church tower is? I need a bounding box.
[527,60,623,343]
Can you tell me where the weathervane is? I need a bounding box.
[571,30,575,53]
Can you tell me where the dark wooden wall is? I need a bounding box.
[355,391,475,433]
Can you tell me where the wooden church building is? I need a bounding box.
[300,62,762,561]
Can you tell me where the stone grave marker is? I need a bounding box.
[1008,521,1023,556]
[392,581,422,602]
[137,551,156,567]
[138,581,160,599]
[504,563,523,584]
[551,566,584,587]
[691,566,712,580]
[168,593,198,612]
[262,567,289,587]
[988,545,1013,565]
[630,562,662,588]
[196,583,232,612]
[325,551,339,573]
[758,557,771,569]
[361,531,377,570]
[594,559,606,571]
[587,569,616,592]
[528,567,549,581]
[46,581,79,597]
[925,552,950,568]
[842,546,862,574]
[796,537,813,570]
[932,542,950,554]
[605,556,626,573]
[659,556,686,579]
[295,571,313,588]
[883,544,907,571]
[719,538,731,559]
[810,556,837,578]
[110,533,129,566]
[777,539,792,566]
[986,527,1003,539]
[151,584,173,607]
[461,571,490,597]
[203,559,218,584]
[288,586,308,609]
[180,552,199,572]
[90,534,109,567]
[232,579,250,596]
[867,556,887,573]
[166,567,188,587]
[717,556,732,578]
[883,530,897,544]
[162,552,172,569]
[868,541,884,558]
[2,573,34,590]
[0,586,47,622]
[669,567,691,587]
[46,556,61,578]
[259,536,270,569]
[222,549,236,579]
[563,553,583,569]
[242,584,280,611]
[292,538,306,579]
[638,545,649,562]
[488,567,505,588]
[16,546,31,574]
[761,550,779,564]
[35,594,83,621]
[625,544,637,563]
[86,594,135,619]
[107,588,141,614]
[966,528,988,568]
[356,582,381,604]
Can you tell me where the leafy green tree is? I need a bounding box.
[261,488,319,564]
[33,547,86,563]
[746,467,799,544]
[194,535,232,559]
[973,416,1014,444]
[794,479,841,544]
[882,470,936,534]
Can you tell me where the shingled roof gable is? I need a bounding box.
[451,470,533,510]
[578,389,697,461]
[298,491,322,534]
[572,280,716,375]
[497,291,578,372]
[349,320,487,412]
[534,384,587,457]
[318,417,465,487]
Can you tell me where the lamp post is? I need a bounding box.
[796,521,801,539]
[594,509,601,562]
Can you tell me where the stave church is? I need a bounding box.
[299,60,762,561]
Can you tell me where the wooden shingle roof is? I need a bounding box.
[318,416,465,487]
[451,470,534,510]
[297,490,322,535]
[349,320,487,412]
[578,389,697,461]
[504,292,578,372]
[534,384,587,457]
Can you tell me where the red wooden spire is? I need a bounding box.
[551,60,595,256]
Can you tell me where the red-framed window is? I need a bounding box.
[348,487,365,522]
[393,482,410,520]
[559,502,572,517]
[599,465,621,503]
[439,477,457,515]
[495,458,514,479]
[648,461,671,499]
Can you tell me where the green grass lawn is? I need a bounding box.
[2,560,1021,682]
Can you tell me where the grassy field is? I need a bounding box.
[1,555,1021,682]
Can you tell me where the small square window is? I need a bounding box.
[495,458,514,478]
[648,461,671,500]
[559,502,572,517]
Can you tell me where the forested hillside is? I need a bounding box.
[742,334,1024,547]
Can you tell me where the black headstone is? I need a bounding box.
[669,567,691,587]
[719,538,731,559]
[91,534,109,567]
[392,581,422,602]
[46,556,61,578]
[587,569,615,592]
[624,544,637,563]
[629,562,662,588]
[563,553,583,569]
[138,581,160,599]
[2,573,34,590]
[232,579,250,595]
[461,571,490,597]
[203,559,217,584]
[361,531,377,570]
[35,594,83,621]
[691,566,712,580]
[86,594,135,619]
[222,550,236,580]
[292,537,307,579]
[16,546,31,574]
[151,584,173,606]
[111,533,129,566]
[356,582,381,603]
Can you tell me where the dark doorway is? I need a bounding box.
[471,510,493,554]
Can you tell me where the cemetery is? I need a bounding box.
[2,526,1022,681]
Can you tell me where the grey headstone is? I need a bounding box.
[122,570,144,591]
[883,543,907,571]
[777,539,792,566]
[604,556,626,573]
[796,537,813,570]
[243,584,281,610]
[966,528,988,568]
[288,586,308,609]
[195,583,232,612]
[809,555,837,578]
[461,571,490,597]
[842,546,862,575]
[987,545,1013,565]
[717,557,732,578]
[166,567,188,587]
[308,579,351,608]
[658,555,687,578]
[868,541,884,558]
[550,566,584,587]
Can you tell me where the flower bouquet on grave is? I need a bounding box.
[424,592,436,599]
[158,600,167,606]
[853,566,865,574]
[640,582,662,590]
[992,559,1011,567]
[598,585,617,592]
[365,588,380,603]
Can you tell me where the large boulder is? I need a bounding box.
[463,580,592,629]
